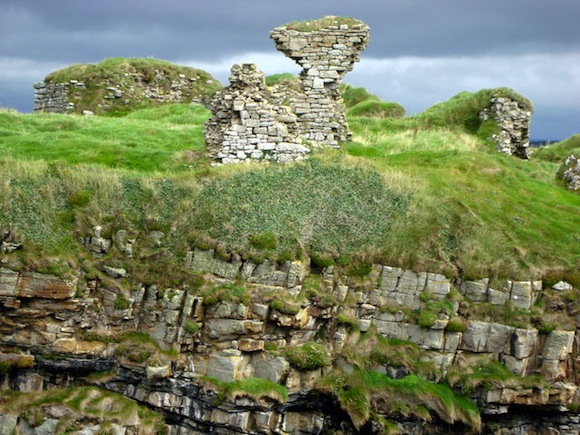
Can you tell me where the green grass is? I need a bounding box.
[225,377,288,403]
[1,85,578,284]
[533,134,580,163]
[0,387,165,431]
[318,369,480,431]
[0,105,211,172]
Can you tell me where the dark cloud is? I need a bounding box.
[1,0,579,138]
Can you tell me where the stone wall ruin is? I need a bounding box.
[205,16,370,164]
[33,62,219,115]
[480,96,532,159]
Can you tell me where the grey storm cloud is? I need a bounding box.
[1,0,579,139]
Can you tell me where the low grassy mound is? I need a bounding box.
[414,88,533,145]
[341,84,405,119]
[43,57,221,116]
[533,134,580,163]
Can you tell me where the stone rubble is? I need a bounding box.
[562,154,580,190]
[205,17,369,164]
[480,96,532,159]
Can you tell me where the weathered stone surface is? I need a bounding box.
[479,96,532,159]
[460,321,491,352]
[207,350,245,382]
[146,364,172,380]
[2,271,78,300]
[510,281,535,309]
[252,353,290,383]
[562,154,580,191]
[462,280,488,302]
[204,319,264,339]
[510,328,538,359]
[542,330,575,360]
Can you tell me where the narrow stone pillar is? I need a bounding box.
[270,16,370,147]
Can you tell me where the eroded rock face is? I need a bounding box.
[480,97,532,159]
[1,253,579,434]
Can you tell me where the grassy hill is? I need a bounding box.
[0,85,578,286]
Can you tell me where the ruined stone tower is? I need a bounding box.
[205,64,310,164]
[270,17,370,147]
[204,16,370,164]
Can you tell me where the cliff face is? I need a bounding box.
[1,246,579,434]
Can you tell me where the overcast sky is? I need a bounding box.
[1,0,579,140]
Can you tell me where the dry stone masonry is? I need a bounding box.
[33,60,220,115]
[204,64,310,164]
[270,17,370,146]
[562,154,580,190]
[480,96,532,159]
[205,16,370,164]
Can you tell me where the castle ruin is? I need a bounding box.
[205,16,370,164]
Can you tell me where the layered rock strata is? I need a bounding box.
[1,250,579,433]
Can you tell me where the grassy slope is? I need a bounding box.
[0,88,578,283]
[0,105,210,172]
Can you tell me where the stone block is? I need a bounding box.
[207,350,245,382]
[485,323,515,353]
[460,321,491,352]
[406,324,444,350]
[238,338,264,352]
[146,364,172,380]
[542,330,575,360]
[510,281,533,309]
[488,287,508,305]
[510,328,538,359]
[252,353,290,383]
[503,355,530,376]
[0,268,18,296]
[16,272,77,300]
[444,332,462,352]
[462,280,488,302]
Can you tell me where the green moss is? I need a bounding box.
[225,378,288,403]
[285,342,329,371]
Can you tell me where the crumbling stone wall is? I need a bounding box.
[480,97,532,159]
[270,17,370,147]
[205,17,369,164]
[562,154,580,190]
[33,66,219,115]
[204,64,310,164]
